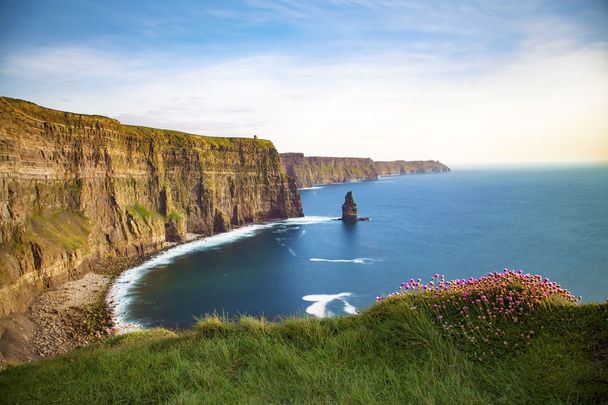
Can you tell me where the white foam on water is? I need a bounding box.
[309,257,376,264]
[298,186,324,190]
[343,301,358,315]
[302,293,356,317]
[108,216,334,332]
[281,216,334,225]
[288,248,297,257]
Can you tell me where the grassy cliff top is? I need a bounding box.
[1,271,606,404]
[0,96,274,149]
[280,153,375,161]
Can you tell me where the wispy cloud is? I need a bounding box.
[0,0,606,163]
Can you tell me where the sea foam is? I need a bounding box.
[309,257,376,264]
[107,216,334,332]
[298,186,324,191]
[302,293,357,317]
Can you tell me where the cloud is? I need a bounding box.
[0,1,606,163]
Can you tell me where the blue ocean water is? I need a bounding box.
[112,165,608,329]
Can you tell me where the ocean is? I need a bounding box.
[109,165,608,330]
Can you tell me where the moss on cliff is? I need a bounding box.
[280,153,450,188]
[374,160,450,176]
[0,97,302,316]
[166,210,183,222]
[124,125,275,150]
[280,153,378,188]
[28,212,90,254]
[126,204,160,221]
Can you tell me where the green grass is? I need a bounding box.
[0,297,606,404]
[29,211,90,253]
[1,96,275,149]
[127,204,161,220]
[166,210,183,223]
[124,124,274,149]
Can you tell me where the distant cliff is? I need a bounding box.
[374,160,450,176]
[280,153,450,188]
[0,97,302,316]
[280,153,378,188]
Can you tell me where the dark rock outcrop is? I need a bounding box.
[341,192,358,222]
[339,192,369,222]
[0,97,303,316]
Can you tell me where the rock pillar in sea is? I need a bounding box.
[341,191,358,222]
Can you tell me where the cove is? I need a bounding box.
[109,165,608,330]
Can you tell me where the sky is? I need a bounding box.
[0,0,607,164]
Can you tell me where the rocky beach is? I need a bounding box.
[0,272,109,366]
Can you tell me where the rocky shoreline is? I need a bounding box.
[0,234,209,367]
[0,255,153,367]
[0,274,109,367]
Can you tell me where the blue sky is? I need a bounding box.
[1,0,607,163]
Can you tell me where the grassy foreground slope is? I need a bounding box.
[0,296,606,404]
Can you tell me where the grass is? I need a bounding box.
[1,96,275,149]
[166,210,183,223]
[0,294,605,404]
[124,124,275,149]
[127,203,159,220]
[28,211,90,253]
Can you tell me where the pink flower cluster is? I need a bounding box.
[377,269,579,358]
[379,269,577,304]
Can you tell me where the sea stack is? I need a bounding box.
[341,191,358,222]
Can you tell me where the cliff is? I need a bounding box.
[280,153,450,188]
[374,160,450,176]
[0,97,302,317]
[280,153,378,188]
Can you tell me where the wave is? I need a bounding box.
[280,216,334,225]
[343,301,358,315]
[108,215,334,332]
[298,186,323,190]
[302,293,357,317]
[309,257,377,264]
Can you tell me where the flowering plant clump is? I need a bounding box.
[377,269,579,359]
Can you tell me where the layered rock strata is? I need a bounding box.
[280,153,378,188]
[0,97,302,316]
[374,160,450,176]
[280,153,450,188]
[341,192,358,222]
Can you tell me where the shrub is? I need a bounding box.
[378,269,579,360]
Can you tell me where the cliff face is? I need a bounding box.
[0,97,302,316]
[374,160,450,176]
[280,153,450,188]
[280,153,378,188]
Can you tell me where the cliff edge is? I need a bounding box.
[280,153,378,188]
[280,153,450,188]
[0,97,303,317]
[374,160,450,176]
